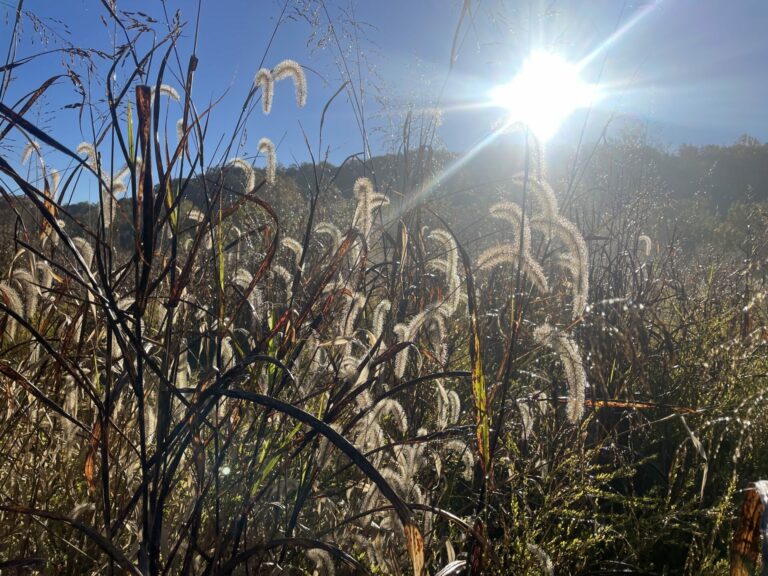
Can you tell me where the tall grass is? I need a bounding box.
[0,5,766,576]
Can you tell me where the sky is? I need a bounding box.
[2,0,767,190]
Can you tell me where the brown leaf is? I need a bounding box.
[404,522,426,576]
[84,449,97,493]
[84,418,102,493]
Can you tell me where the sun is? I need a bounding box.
[490,51,600,141]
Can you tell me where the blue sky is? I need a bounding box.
[3,0,767,183]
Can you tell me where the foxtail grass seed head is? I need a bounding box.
[490,201,532,254]
[534,323,587,423]
[21,140,40,165]
[428,229,462,314]
[272,59,307,108]
[151,83,180,102]
[638,234,653,257]
[254,68,274,114]
[477,244,549,294]
[101,188,117,229]
[49,169,60,195]
[353,176,374,201]
[76,142,97,166]
[315,222,342,250]
[0,282,23,340]
[441,440,475,481]
[227,157,256,192]
[535,214,589,318]
[513,172,558,218]
[12,269,38,319]
[257,138,276,185]
[282,237,304,266]
[352,177,389,238]
[72,237,95,270]
[373,299,391,338]
[307,549,335,576]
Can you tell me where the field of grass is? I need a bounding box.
[0,3,766,575]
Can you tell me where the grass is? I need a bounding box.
[0,5,766,576]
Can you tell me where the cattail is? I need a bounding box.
[273,59,307,108]
[339,352,366,385]
[21,140,41,164]
[226,157,256,192]
[257,138,276,185]
[253,68,274,114]
[477,244,549,294]
[353,176,374,200]
[534,323,587,423]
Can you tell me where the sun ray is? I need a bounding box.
[578,2,663,68]
[490,51,601,141]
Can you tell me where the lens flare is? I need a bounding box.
[490,51,600,141]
